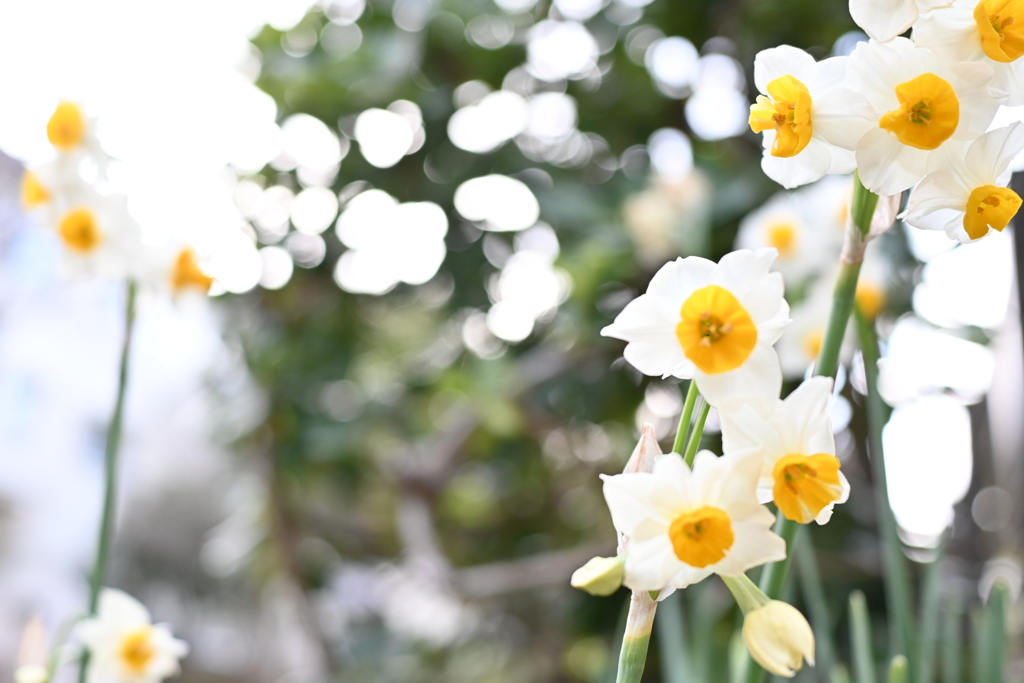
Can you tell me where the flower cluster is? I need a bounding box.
[21,102,214,295]
[750,5,1024,243]
[583,247,848,676]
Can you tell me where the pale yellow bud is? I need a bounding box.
[742,600,815,678]
[570,555,625,596]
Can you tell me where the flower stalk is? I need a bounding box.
[672,380,699,455]
[78,280,137,683]
[615,590,657,683]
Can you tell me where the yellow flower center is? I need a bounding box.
[171,247,214,293]
[975,0,1024,62]
[767,222,798,256]
[855,283,885,320]
[964,184,1022,239]
[668,505,734,568]
[772,453,844,524]
[21,171,50,209]
[879,73,960,150]
[803,329,824,361]
[58,208,102,253]
[47,102,86,151]
[748,75,814,158]
[118,627,155,675]
[676,285,758,375]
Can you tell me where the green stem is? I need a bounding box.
[941,595,962,683]
[682,400,710,467]
[854,306,915,675]
[815,260,862,380]
[916,538,945,683]
[888,656,909,683]
[795,532,837,677]
[850,590,877,683]
[78,280,137,683]
[673,380,699,455]
[851,170,880,237]
[721,574,771,614]
[615,591,657,683]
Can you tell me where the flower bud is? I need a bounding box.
[570,555,625,596]
[742,600,815,678]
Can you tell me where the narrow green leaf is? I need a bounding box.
[977,581,1009,683]
[656,591,692,683]
[915,541,944,683]
[888,656,908,683]
[795,532,836,677]
[850,591,876,683]
[941,595,962,683]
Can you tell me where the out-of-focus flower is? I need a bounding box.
[742,600,816,677]
[847,37,1004,195]
[135,242,216,298]
[776,279,834,379]
[735,190,840,287]
[906,122,1024,242]
[601,449,785,591]
[622,172,713,268]
[720,377,850,524]
[915,0,1024,105]
[78,589,188,683]
[571,556,626,596]
[44,101,108,170]
[849,0,953,42]
[749,46,873,188]
[43,188,142,281]
[601,249,789,409]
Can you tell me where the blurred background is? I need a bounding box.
[0,0,1022,681]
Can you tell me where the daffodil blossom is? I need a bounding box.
[601,249,790,409]
[850,0,954,42]
[42,187,143,281]
[735,191,841,288]
[749,46,874,188]
[601,449,786,592]
[847,37,1004,195]
[914,0,1024,106]
[906,121,1024,241]
[720,377,850,525]
[134,240,216,298]
[45,101,109,173]
[78,589,188,683]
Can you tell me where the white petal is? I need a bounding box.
[696,342,783,411]
[773,376,836,455]
[993,60,1024,107]
[856,127,930,194]
[665,564,716,590]
[761,137,833,188]
[966,122,1024,184]
[713,446,768,508]
[912,1,982,62]
[754,46,817,93]
[601,473,664,538]
[906,170,970,230]
[710,249,786,326]
[811,88,876,149]
[850,0,919,41]
[97,589,151,628]
[624,536,682,591]
[810,56,848,91]
[720,402,785,457]
[646,255,717,301]
[602,295,688,377]
[714,504,787,575]
[949,61,1001,139]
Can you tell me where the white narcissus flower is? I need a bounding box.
[742,600,816,677]
[79,589,188,683]
[720,377,850,525]
[601,249,790,409]
[850,0,954,42]
[735,190,842,288]
[847,37,1004,195]
[748,47,874,188]
[45,101,108,171]
[134,241,216,299]
[601,449,786,591]
[41,188,143,281]
[914,0,1024,105]
[906,122,1024,242]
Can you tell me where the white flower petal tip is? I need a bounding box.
[742,600,816,677]
[78,588,189,683]
[749,47,873,189]
[604,250,788,408]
